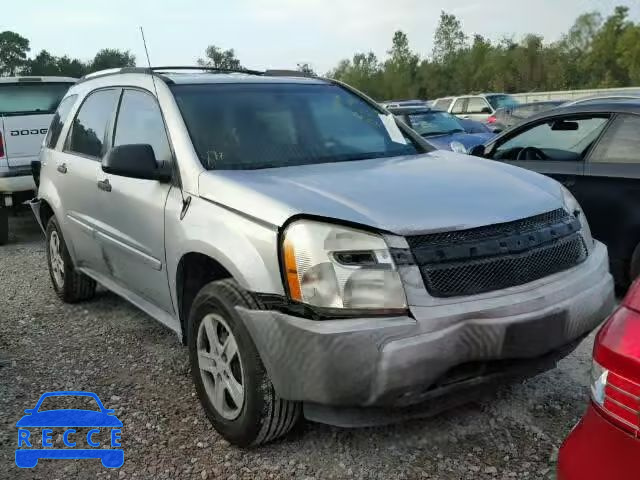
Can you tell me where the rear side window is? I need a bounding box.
[451,99,465,114]
[113,89,172,165]
[589,114,640,164]
[45,95,78,149]
[66,89,120,159]
[0,82,73,116]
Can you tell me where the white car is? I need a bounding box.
[433,93,520,125]
[0,76,76,243]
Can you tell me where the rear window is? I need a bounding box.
[487,94,519,110]
[0,82,74,116]
[171,83,423,170]
[433,98,453,111]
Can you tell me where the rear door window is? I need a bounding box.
[433,98,452,111]
[65,89,120,159]
[0,82,74,116]
[113,89,172,165]
[45,95,78,149]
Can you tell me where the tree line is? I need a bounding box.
[329,6,640,100]
[1,5,638,101]
[0,31,136,77]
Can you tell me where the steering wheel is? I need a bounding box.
[516,146,548,161]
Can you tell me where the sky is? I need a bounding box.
[3,0,639,74]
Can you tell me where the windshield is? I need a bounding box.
[171,83,423,170]
[487,94,519,110]
[0,82,74,116]
[406,111,465,136]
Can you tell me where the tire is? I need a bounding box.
[46,216,96,303]
[188,279,301,447]
[0,208,8,245]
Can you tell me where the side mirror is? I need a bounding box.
[104,408,116,415]
[102,144,168,181]
[24,409,34,414]
[469,144,486,157]
[481,107,492,114]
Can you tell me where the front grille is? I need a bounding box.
[407,208,569,249]
[408,209,588,298]
[420,234,587,297]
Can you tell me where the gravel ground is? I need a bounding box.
[0,213,597,480]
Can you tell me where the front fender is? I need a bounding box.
[165,191,285,311]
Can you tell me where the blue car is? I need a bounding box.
[15,391,123,468]
[388,106,495,153]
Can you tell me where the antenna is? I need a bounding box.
[139,26,191,219]
[140,26,152,67]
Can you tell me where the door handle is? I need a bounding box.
[57,163,67,174]
[97,179,112,192]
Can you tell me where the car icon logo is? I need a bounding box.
[15,391,123,468]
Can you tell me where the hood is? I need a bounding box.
[197,151,565,236]
[426,131,494,151]
[16,410,123,427]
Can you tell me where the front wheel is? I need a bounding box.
[188,279,301,447]
[46,216,96,303]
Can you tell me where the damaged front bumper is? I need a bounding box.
[238,241,614,422]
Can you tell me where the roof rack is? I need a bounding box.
[150,66,264,75]
[78,65,318,84]
[263,69,315,78]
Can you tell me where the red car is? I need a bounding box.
[558,280,640,480]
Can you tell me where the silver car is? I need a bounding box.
[32,67,614,446]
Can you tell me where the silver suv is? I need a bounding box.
[32,67,614,446]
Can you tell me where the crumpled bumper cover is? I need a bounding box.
[238,241,614,408]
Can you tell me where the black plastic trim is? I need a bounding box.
[254,293,409,321]
[0,167,32,178]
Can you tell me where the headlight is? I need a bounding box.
[561,186,594,251]
[282,220,407,311]
[450,141,467,154]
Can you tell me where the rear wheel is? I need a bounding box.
[188,279,301,447]
[0,208,8,245]
[46,216,96,303]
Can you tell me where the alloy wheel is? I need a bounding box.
[197,313,245,420]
